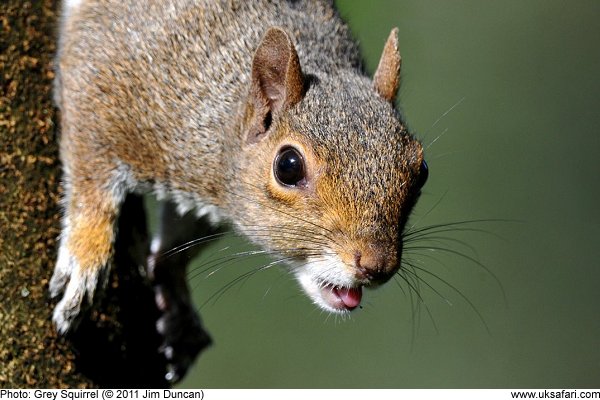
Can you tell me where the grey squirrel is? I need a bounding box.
[51,0,428,380]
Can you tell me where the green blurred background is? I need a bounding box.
[177,0,600,388]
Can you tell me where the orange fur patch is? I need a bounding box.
[68,212,115,270]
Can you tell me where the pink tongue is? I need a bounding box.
[333,286,363,309]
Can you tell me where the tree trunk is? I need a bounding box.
[0,0,208,387]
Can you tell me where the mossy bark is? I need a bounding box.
[0,0,190,388]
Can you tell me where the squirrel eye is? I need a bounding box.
[417,160,429,189]
[274,147,306,187]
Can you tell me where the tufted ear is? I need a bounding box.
[373,28,402,103]
[245,27,305,144]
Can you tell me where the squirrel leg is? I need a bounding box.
[147,200,215,382]
[50,169,124,334]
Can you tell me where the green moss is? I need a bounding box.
[0,1,174,388]
[0,0,91,388]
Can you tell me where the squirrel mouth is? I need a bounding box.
[319,283,363,311]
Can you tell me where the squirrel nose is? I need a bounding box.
[353,249,391,283]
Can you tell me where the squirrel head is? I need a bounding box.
[229,27,427,313]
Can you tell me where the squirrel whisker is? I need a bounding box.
[403,244,505,302]
[199,255,305,309]
[421,96,466,147]
[401,263,491,335]
[393,271,439,340]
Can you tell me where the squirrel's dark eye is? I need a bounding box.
[417,160,428,188]
[274,147,306,187]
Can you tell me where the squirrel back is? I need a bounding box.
[57,0,361,199]
[51,0,428,332]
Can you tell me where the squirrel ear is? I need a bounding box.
[373,28,402,103]
[245,27,305,144]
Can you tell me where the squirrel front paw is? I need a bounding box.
[50,243,107,333]
[50,195,117,333]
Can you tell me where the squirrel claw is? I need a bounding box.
[50,244,106,334]
[165,365,179,384]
